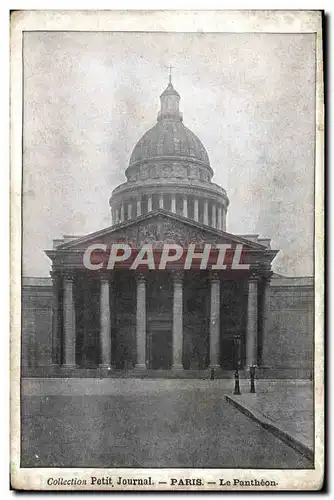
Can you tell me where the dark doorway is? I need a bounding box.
[146,272,173,369]
[74,274,100,367]
[148,325,172,369]
[220,279,247,369]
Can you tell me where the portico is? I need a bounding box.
[47,211,276,373]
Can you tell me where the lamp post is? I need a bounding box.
[233,335,241,395]
[250,365,256,393]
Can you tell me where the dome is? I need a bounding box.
[128,80,210,169]
[110,77,229,231]
[129,120,210,167]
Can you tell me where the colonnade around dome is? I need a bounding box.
[111,191,227,230]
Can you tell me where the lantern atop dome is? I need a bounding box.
[157,68,182,122]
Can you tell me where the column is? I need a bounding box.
[120,203,124,222]
[212,204,217,228]
[51,270,60,365]
[83,280,90,367]
[209,272,220,368]
[128,203,132,220]
[222,209,227,231]
[63,271,76,367]
[137,198,141,217]
[147,195,152,212]
[204,200,209,225]
[218,207,222,230]
[115,209,119,224]
[159,193,164,209]
[135,274,146,369]
[100,274,111,368]
[183,197,188,218]
[261,271,272,367]
[172,271,183,369]
[171,194,176,213]
[246,271,259,367]
[194,198,199,222]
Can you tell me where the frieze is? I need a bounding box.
[172,164,185,178]
[139,164,149,179]
[189,165,199,178]
[150,165,159,178]
[162,164,171,177]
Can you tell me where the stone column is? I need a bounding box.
[147,195,152,212]
[212,204,217,228]
[63,271,76,367]
[183,197,188,218]
[209,272,220,368]
[218,207,222,230]
[171,194,176,213]
[137,198,141,217]
[194,198,199,222]
[246,270,259,367]
[260,271,272,367]
[172,271,183,369]
[128,203,132,220]
[222,209,227,231]
[159,193,164,209]
[120,203,124,222]
[115,209,119,224]
[99,273,111,368]
[204,200,209,225]
[82,280,90,367]
[51,270,61,365]
[135,274,146,369]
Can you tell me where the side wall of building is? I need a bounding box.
[262,276,314,375]
[22,278,53,375]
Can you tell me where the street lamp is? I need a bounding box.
[233,335,241,395]
[250,365,256,393]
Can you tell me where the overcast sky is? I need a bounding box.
[23,31,315,277]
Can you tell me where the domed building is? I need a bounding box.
[109,77,229,231]
[21,78,314,379]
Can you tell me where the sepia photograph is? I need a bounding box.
[10,10,324,491]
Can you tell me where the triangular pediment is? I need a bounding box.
[51,210,266,252]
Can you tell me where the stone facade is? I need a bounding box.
[21,272,314,377]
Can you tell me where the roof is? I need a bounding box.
[129,121,210,167]
[160,82,180,98]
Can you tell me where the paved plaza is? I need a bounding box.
[21,378,313,469]
[227,379,313,459]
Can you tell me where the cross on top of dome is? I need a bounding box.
[168,64,173,83]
